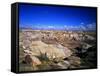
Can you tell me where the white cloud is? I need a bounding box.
[48,26,55,28]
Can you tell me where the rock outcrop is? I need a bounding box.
[30,41,72,59]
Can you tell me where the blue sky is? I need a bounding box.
[19,4,97,30]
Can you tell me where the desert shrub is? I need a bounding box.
[35,52,50,62]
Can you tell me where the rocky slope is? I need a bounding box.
[19,30,96,71]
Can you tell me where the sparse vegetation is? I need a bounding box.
[19,30,96,72]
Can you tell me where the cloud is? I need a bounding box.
[87,23,96,30]
[64,22,96,31]
[47,26,55,28]
[21,22,96,31]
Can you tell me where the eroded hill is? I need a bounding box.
[19,30,96,71]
